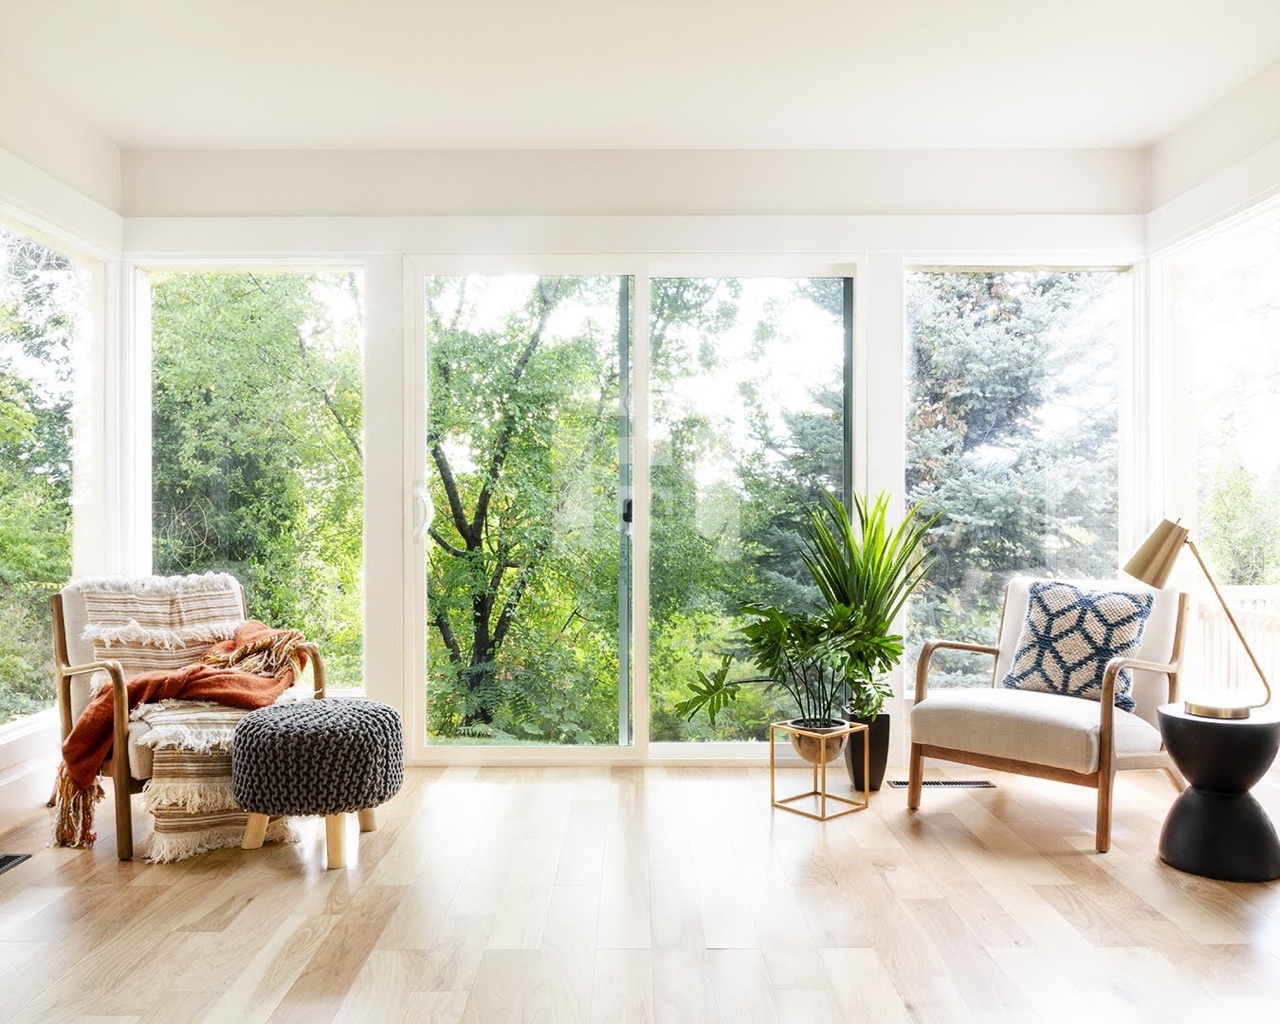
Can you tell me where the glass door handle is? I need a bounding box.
[413,484,434,543]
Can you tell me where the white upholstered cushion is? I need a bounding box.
[909,687,1163,775]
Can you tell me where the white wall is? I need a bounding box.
[0,60,121,213]
[120,148,1147,218]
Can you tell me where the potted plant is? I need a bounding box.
[801,490,935,789]
[677,490,936,785]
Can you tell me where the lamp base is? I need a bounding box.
[1184,699,1251,720]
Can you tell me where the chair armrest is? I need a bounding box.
[299,642,326,699]
[1098,655,1178,750]
[56,659,126,743]
[914,640,1000,702]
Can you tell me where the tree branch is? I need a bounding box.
[432,609,463,664]
[430,439,478,546]
[471,277,562,537]
[428,527,467,558]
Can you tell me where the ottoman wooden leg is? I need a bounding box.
[325,813,347,869]
[358,808,377,832]
[242,813,269,851]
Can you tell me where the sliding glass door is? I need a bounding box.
[648,277,851,741]
[424,275,631,745]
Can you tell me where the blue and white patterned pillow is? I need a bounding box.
[1001,581,1155,711]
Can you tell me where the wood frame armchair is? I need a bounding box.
[907,577,1188,853]
[51,579,325,860]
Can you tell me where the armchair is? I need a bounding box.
[908,576,1188,853]
[52,573,324,859]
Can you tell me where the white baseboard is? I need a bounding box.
[0,755,57,834]
[0,711,59,833]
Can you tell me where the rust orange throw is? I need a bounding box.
[54,620,308,848]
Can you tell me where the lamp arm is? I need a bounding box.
[1186,539,1273,708]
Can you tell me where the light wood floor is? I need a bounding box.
[1,763,1279,1023]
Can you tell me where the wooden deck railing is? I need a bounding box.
[1189,586,1280,699]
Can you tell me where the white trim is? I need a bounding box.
[1147,139,1280,256]
[122,214,1145,261]
[401,739,828,768]
[406,256,428,760]
[0,147,122,260]
[362,256,404,708]
[631,270,651,756]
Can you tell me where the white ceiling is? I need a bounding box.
[2,0,1278,151]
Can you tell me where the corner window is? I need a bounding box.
[905,268,1129,686]
[149,269,365,689]
[0,226,88,726]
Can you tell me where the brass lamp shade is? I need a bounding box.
[1125,518,1271,718]
[1124,519,1190,589]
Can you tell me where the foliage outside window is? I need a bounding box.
[150,270,364,689]
[649,277,847,741]
[1168,208,1280,584]
[905,270,1125,687]
[0,226,85,726]
[424,275,849,745]
[1166,207,1280,692]
[425,276,627,744]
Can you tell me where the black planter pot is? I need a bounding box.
[844,712,890,792]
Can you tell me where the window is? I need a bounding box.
[649,277,850,740]
[424,275,630,745]
[0,226,87,726]
[150,270,365,689]
[905,269,1128,687]
[1166,206,1280,698]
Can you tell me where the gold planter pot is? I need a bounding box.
[785,718,848,764]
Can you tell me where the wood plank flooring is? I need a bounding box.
[1,763,1278,1023]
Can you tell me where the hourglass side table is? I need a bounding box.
[1156,703,1280,882]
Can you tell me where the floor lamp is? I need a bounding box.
[1125,519,1274,719]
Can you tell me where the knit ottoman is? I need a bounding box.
[232,699,403,868]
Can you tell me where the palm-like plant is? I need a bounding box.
[801,491,937,718]
[677,490,937,729]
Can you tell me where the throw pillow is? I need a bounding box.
[1001,581,1155,711]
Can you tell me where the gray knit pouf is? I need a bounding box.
[232,699,404,818]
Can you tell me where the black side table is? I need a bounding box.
[1156,703,1280,882]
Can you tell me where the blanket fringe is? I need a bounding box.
[133,723,236,754]
[141,778,237,814]
[145,817,296,864]
[51,761,105,848]
[74,572,242,596]
[83,618,245,651]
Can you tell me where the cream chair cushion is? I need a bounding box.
[910,687,1163,774]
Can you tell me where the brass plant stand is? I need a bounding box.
[769,720,870,821]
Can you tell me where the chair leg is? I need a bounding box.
[1163,765,1186,793]
[242,813,269,850]
[113,765,133,861]
[326,813,347,869]
[357,808,377,832]
[907,742,924,810]
[1095,771,1114,853]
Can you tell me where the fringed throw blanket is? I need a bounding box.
[54,620,308,848]
[136,702,295,863]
